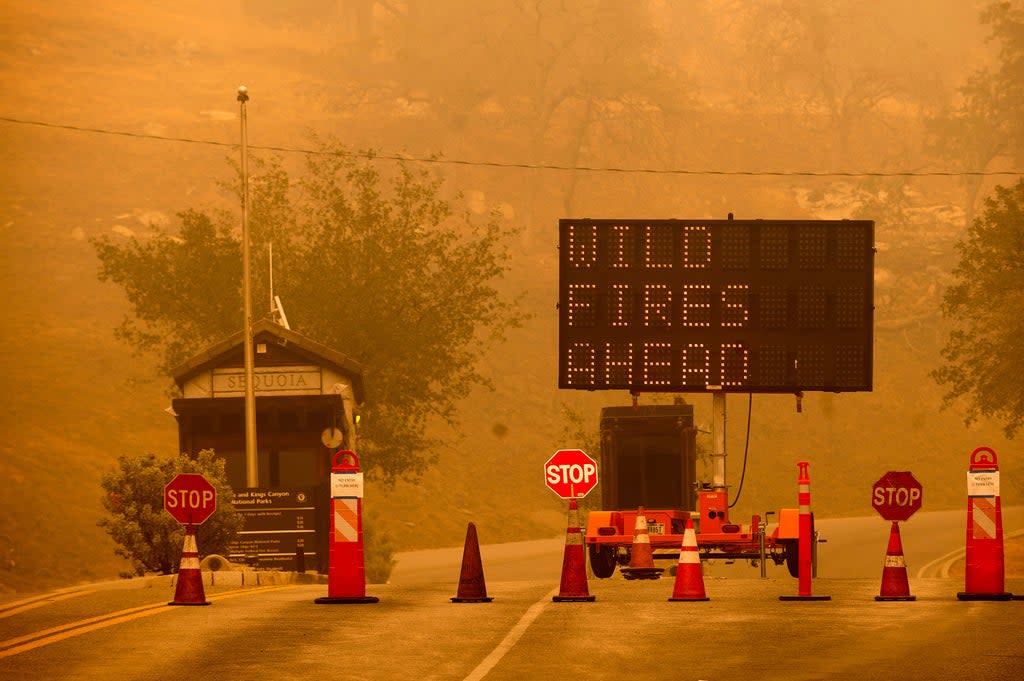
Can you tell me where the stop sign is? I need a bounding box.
[544,449,599,499]
[871,471,922,521]
[164,473,217,525]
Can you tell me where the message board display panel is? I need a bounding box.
[558,219,874,393]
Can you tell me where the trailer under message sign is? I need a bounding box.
[558,219,875,393]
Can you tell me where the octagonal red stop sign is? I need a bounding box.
[164,473,217,525]
[545,449,599,499]
[871,471,922,521]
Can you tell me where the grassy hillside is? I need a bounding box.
[1,0,1019,595]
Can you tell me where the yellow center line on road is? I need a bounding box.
[0,603,175,659]
[0,590,96,619]
[0,601,170,657]
[0,584,294,659]
[208,585,294,603]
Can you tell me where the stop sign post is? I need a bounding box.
[545,449,599,499]
[871,471,922,522]
[164,473,217,525]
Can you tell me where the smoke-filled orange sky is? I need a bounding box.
[1,0,1019,593]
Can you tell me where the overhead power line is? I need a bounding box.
[1,114,1021,178]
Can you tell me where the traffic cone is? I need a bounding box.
[552,499,596,602]
[875,521,915,601]
[668,514,708,601]
[451,522,493,603]
[169,524,210,606]
[620,507,664,581]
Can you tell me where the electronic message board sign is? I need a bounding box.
[558,219,874,393]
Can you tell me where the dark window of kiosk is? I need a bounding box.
[218,411,242,434]
[276,410,300,431]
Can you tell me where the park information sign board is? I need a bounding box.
[228,488,318,570]
[558,219,874,393]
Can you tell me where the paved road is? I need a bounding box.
[816,506,1024,579]
[2,509,1022,680]
[2,577,1022,680]
[390,506,1024,582]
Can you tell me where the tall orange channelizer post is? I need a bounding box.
[780,461,830,601]
[315,450,379,604]
[552,499,596,602]
[957,446,1012,601]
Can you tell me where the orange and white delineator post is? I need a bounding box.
[957,446,1012,601]
[315,450,379,605]
[780,461,830,601]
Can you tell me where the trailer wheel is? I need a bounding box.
[588,545,617,579]
[784,540,799,578]
[783,513,815,578]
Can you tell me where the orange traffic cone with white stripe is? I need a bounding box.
[169,524,210,606]
[875,521,915,601]
[552,499,596,602]
[620,507,664,580]
[669,514,709,601]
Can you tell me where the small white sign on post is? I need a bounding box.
[331,472,365,498]
[967,471,999,497]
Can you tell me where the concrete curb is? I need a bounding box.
[169,571,327,588]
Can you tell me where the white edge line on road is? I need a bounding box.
[915,547,966,580]
[462,588,559,681]
[915,528,1024,579]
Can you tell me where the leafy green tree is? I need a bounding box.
[99,450,243,575]
[92,141,525,482]
[932,179,1024,437]
[92,208,246,367]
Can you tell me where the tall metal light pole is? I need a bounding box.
[238,85,259,488]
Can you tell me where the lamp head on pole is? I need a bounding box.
[237,85,249,103]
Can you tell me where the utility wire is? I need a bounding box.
[2,114,1022,178]
[728,393,753,509]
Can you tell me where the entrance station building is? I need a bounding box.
[171,318,364,570]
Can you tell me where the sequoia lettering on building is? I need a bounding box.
[211,367,323,396]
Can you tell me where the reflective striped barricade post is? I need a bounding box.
[315,450,378,604]
[957,446,1012,601]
